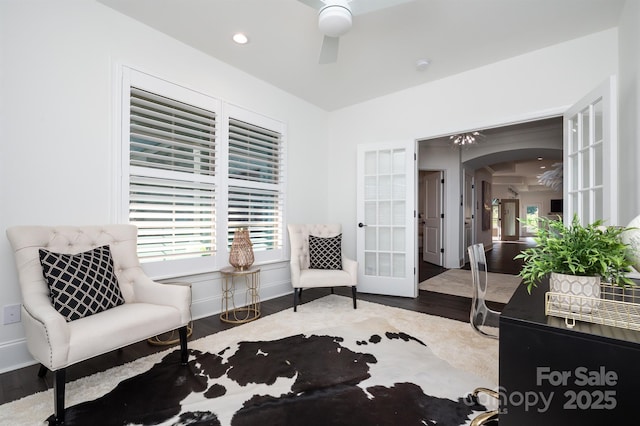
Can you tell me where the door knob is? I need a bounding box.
[358,222,367,228]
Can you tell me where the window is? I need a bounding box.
[525,204,540,233]
[224,105,286,263]
[128,87,217,264]
[120,68,286,277]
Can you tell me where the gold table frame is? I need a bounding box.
[220,265,261,324]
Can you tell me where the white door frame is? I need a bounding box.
[463,169,474,263]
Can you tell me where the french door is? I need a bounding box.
[356,141,417,297]
[564,76,617,225]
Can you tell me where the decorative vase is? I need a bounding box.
[229,228,254,271]
[549,272,601,314]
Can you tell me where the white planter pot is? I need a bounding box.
[549,272,601,313]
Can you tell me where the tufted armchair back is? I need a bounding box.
[288,223,342,270]
[7,225,143,308]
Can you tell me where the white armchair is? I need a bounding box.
[6,225,192,425]
[287,224,357,311]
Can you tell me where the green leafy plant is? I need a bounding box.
[515,214,635,293]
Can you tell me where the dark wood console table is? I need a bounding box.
[499,279,640,425]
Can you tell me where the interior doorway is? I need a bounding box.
[492,201,500,240]
[421,170,444,266]
[417,116,563,271]
[500,199,520,241]
[418,170,447,282]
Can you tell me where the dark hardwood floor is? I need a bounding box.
[461,239,536,275]
[419,238,535,278]
[0,239,530,407]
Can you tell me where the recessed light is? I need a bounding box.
[540,166,546,169]
[232,33,249,44]
[537,157,543,160]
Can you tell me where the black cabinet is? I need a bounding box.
[499,281,640,425]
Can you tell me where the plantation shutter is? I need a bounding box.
[227,117,284,252]
[129,87,217,262]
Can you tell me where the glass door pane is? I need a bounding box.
[564,77,617,226]
[362,148,406,279]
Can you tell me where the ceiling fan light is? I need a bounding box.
[318,5,352,37]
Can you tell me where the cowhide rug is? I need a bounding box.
[51,317,492,425]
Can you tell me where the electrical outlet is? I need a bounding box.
[3,304,21,325]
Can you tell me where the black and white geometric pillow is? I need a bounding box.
[39,245,125,322]
[309,234,342,270]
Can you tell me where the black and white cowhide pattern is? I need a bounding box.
[50,320,491,425]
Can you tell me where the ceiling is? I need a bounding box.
[475,118,564,194]
[98,0,624,111]
[97,0,619,194]
[490,156,563,194]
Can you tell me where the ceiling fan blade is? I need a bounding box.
[319,36,339,64]
[350,0,414,16]
[298,0,327,11]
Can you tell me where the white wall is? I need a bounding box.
[618,0,640,225]
[0,1,328,372]
[327,29,619,268]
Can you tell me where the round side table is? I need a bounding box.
[148,281,194,346]
[220,265,261,324]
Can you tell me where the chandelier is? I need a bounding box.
[450,131,482,147]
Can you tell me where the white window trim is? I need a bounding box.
[115,66,287,279]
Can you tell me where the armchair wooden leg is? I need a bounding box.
[293,288,300,312]
[37,364,48,378]
[53,368,66,425]
[352,287,357,309]
[179,326,188,365]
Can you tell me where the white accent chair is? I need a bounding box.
[287,224,357,311]
[6,225,192,425]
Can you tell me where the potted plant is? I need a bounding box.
[515,214,635,312]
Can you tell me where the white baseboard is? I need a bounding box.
[0,338,36,374]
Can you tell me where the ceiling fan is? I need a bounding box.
[299,0,414,64]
